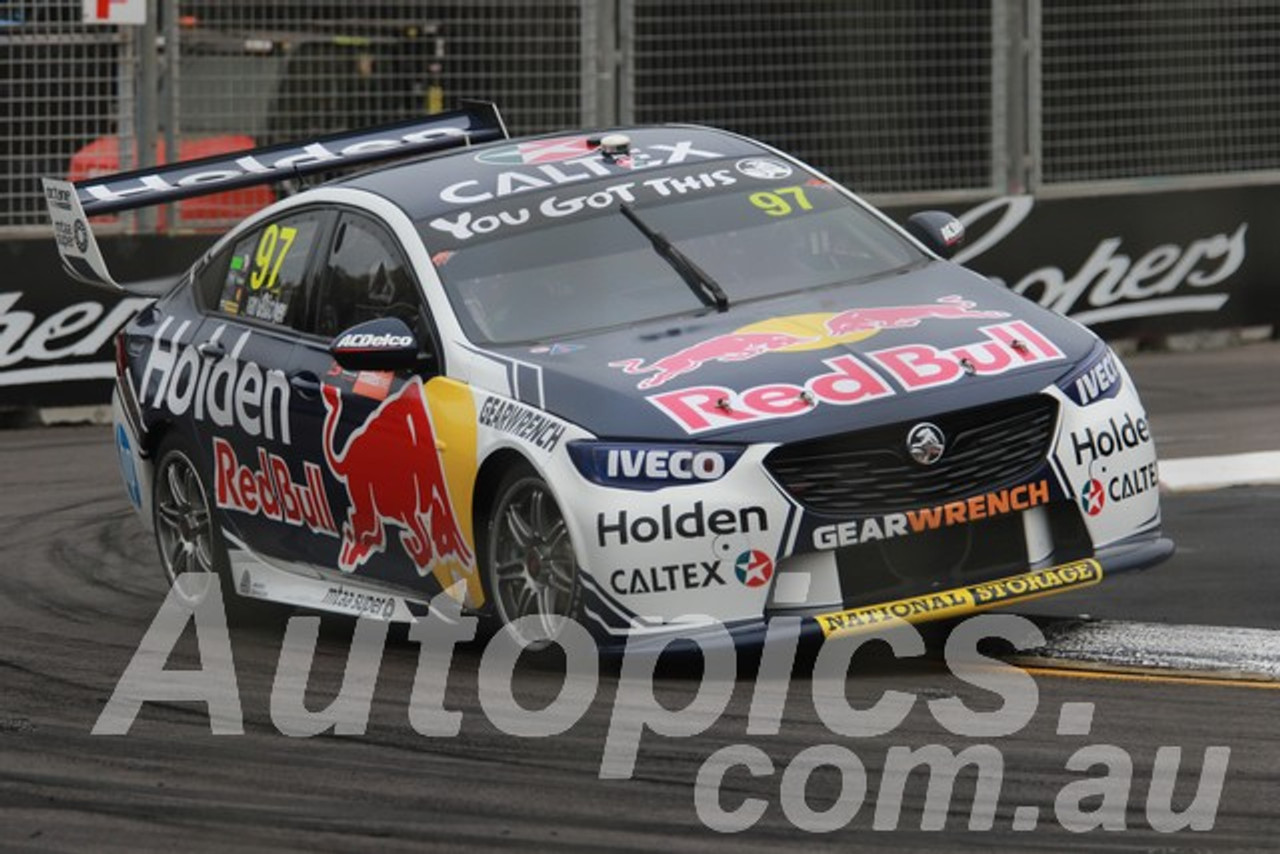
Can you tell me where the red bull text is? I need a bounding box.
[649,321,1064,433]
[213,438,338,536]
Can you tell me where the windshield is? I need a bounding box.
[419,168,925,345]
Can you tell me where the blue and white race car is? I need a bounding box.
[44,103,1171,650]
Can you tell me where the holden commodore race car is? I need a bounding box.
[43,103,1172,650]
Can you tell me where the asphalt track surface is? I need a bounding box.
[2,341,1279,851]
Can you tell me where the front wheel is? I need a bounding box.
[484,465,583,649]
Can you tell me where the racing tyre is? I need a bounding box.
[484,464,584,650]
[151,434,272,623]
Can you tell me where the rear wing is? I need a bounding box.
[42,102,507,294]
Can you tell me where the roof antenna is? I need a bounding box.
[598,133,631,159]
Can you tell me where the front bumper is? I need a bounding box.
[598,530,1173,655]
[577,346,1172,653]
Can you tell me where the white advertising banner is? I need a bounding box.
[82,0,146,26]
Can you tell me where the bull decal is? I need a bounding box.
[321,382,473,574]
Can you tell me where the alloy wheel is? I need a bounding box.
[489,477,579,647]
[153,449,218,605]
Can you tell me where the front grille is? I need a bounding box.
[833,499,1093,608]
[764,395,1059,516]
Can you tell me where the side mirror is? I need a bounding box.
[905,211,965,260]
[329,317,419,372]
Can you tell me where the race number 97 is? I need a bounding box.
[749,186,813,217]
[250,224,298,292]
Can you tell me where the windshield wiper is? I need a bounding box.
[618,203,729,312]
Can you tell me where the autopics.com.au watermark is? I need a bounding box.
[95,579,1230,835]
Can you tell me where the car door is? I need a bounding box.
[196,207,334,562]
[287,209,468,594]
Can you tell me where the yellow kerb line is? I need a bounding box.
[1018,664,1280,691]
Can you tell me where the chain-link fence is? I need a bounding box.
[175,0,583,142]
[4,0,1280,233]
[1037,0,1280,188]
[1,2,131,230]
[628,0,997,199]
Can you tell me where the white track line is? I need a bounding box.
[1160,450,1280,493]
[1013,619,1280,682]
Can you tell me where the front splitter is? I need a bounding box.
[814,558,1103,640]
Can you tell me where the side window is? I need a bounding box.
[216,211,325,329]
[316,214,424,339]
[194,245,233,311]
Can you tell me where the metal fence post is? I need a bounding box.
[1026,0,1042,194]
[617,0,633,125]
[117,15,137,178]
[994,0,1032,196]
[134,0,159,233]
[581,0,618,127]
[579,0,599,126]
[990,0,1009,196]
[161,1,179,231]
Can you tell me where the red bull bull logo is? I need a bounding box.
[823,295,1008,336]
[322,382,473,574]
[610,332,817,390]
[608,296,1010,389]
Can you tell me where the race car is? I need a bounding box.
[43,103,1172,650]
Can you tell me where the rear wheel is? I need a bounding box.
[484,465,583,649]
[152,434,269,621]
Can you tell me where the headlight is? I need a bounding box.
[567,441,743,490]
[1057,342,1122,407]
